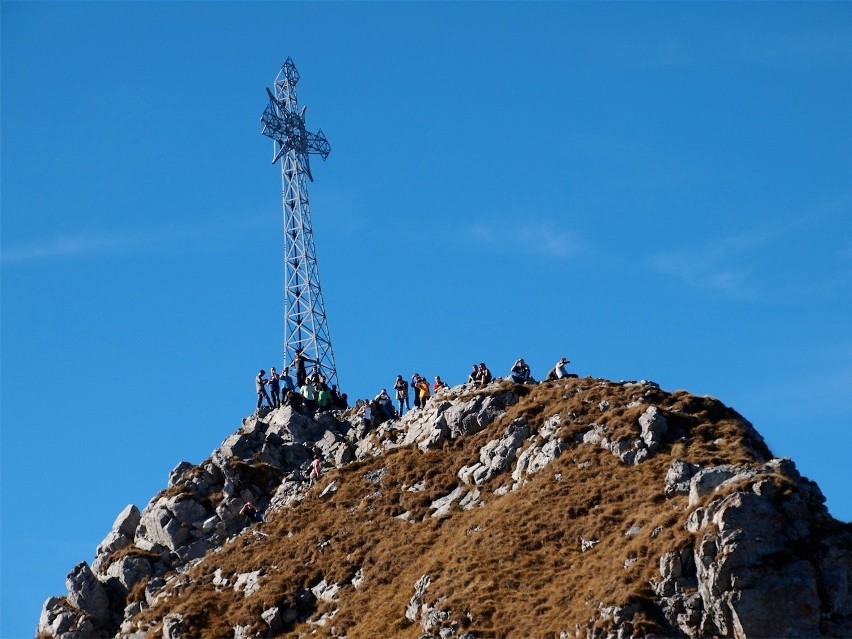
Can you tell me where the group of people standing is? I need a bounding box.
[255,349,348,414]
[354,372,447,433]
[254,354,575,422]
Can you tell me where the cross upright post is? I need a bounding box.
[260,57,338,390]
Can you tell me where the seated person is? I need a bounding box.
[510,358,534,384]
[476,363,493,386]
[316,387,333,411]
[467,364,479,384]
[546,357,576,380]
[239,501,264,524]
[374,389,395,421]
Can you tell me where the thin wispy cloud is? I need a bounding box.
[647,201,852,301]
[468,217,583,260]
[2,215,268,265]
[729,28,852,68]
[647,243,759,300]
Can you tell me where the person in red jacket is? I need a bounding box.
[433,376,449,393]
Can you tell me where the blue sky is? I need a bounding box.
[2,2,850,636]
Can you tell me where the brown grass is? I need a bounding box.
[130,378,784,638]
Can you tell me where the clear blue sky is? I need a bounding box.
[2,2,850,637]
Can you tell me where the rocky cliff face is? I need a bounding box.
[38,377,852,638]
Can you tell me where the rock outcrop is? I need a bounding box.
[37,377,852,638]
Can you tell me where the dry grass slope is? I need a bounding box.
[132,378,795,638]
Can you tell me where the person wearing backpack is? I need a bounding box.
[394,375,410,415]
[416,376,431,407]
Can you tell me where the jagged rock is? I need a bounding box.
[136,497,195,552]
[319,480,339,499]
[92,504,143,573]
[464,418,529,485]
[430,485,466,517]
[512,437,564,490]
[406,574,431,622]
[162,612,187,639]
[168,462,193,487]
[114,504,142,537]
[311,578,341,602]
[66,561,110,623]
[638,405,667,450]
[105,554,152,595]
[92,530,131,573]
[261,606,285,633]
[38,378,852,639]
[688,464,749,506]
[234,570,262,596]
[38,597,76,636]
[664,459,700,496]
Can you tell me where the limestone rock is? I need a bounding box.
[37,378,852,639]
[66,562,110,623]
[406,574,431,622]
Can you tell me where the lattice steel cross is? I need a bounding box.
[261,58,339,390]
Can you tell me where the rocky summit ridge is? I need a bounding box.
[38,376,852,638]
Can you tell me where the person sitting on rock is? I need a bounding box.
[510,358,534,384]
[546,356,576,381]
[285,388,304,412]
[256,370,272,410]
[476,362,493,386]
[467,364,479,384]
[375,389,395,422]
[433,375,449,393]
[239,501,264,524]
[316,386,333,412]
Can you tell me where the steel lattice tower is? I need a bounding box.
[260,58,339,389]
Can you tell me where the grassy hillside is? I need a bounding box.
[124,377,799,638]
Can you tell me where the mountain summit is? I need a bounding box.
[38,377,852,638]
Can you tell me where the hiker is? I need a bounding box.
[290,349,316,388]
[316,385,333,411]
[332,385,348,410]
[375,389,395,421]
[510,358,534,384]
[309,455,322,486]
[279,366,295,402]
[467,364,479,384]
[268,367,281,409]
[239,501,264,524]
[433,375,449,393]
[416,376,431,407]
[411,373,422,409]
[256,370,272,410]
[357,401,373,435]
[301,379,317,411]
[476,362,493,386]
[394,375,410,415]
[285,388,304,412]
[546,357,575,381]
